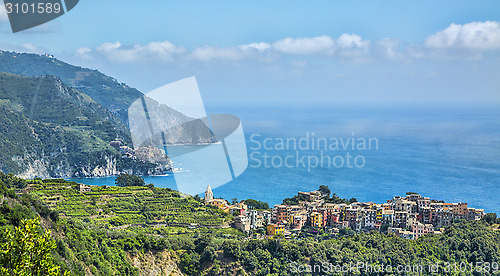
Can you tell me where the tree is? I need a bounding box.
[349,198,358,204]
[244,199,270,210]
[380,223,390,233]
[0,217,67,276]
[318,185,330,198]
[231,198,239,205]
[339,227,355,237]
[115,173,145,187]
[483,213,497,224]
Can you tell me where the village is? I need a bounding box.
[203,185,486,240]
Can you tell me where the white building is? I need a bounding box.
[234,215,250,232]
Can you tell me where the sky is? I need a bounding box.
[0,0,499,108]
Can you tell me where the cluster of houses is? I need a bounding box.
[269,191,486,240]
[110,141,137,159]
[204,185,486,240]
[108,141,171,174]
[203,185,272,231]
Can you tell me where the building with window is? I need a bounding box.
[267,223,285,235]
[310,212,323,227]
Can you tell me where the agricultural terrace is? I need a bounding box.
[26,179,231,228]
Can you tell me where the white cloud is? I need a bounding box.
[375,38,404,60]
[0,43,48,54]
[271,34,370,58]
[336,34,370,49]
[97,42,121,51]
[88,35,369,63]
[22,43,37,52]
[407,46,426,59]
[75,47,92,59]
[95,41,186,63]
[425,21,500,49]
[335,34,371,59]
[21,43,44,53]
[67,23,500,66]
[190,46,245,61]
[0,5,8,22]
[239,42,270,52]
[272,35,335,55]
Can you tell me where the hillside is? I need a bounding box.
[27,179,231,227]
[0,173,242,275]
[1,173,500,275]
[0,72,129,142]
[0,51,141,124]
[0,51,218,178]
[0,72,166,178]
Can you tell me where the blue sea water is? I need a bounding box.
[69,105,500,213]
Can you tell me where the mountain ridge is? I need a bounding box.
[0,72,168,178]
[0,50,216,178]
[0,50,142,125]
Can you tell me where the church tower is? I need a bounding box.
[204,185,214,202]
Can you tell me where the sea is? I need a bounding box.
[68,105,500,214]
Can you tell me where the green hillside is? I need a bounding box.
[1,173,500,275]
[0,52,217,178]
[0,72,129,143]
[0,72,163,178]
[0,103,117,177]
[0,51,142,124]
[28,179,231,227]
[0,173,239,275]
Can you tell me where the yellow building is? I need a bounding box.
[267,224,285,235]
[310,212,323,227]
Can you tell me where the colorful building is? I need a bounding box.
[267,223,285,235]
[310,212,323,227]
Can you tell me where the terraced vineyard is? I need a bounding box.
[27,179,231,227]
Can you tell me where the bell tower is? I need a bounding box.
[204,185,213,202]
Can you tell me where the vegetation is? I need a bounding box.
[28,176,230,227]
[115,173,145,187]
[203,220,500,276]
[282,187,351,205]
[484,213,498,224]
[0,53,209,177]
[0,71,169,177]
[3,51,498,275]
[0,217,66,276]
[244,199,270,210]
[0,173,236,275]
[318,185,331,197]
[0,72,131,176]
[1,173,500,275]
[0,51,142,123]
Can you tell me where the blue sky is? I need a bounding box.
[1,0,500,107]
